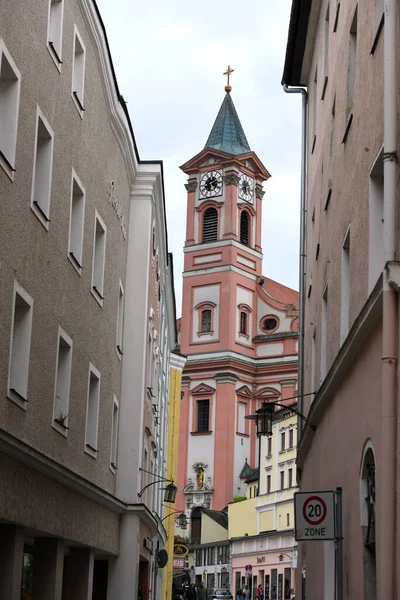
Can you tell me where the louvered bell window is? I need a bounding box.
[202,208,218,242]
[240,211,250,245]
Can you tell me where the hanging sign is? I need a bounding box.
[173,543,189,556]
[294,491,336,540]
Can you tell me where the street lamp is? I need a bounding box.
[245,402,316,434]
[161,508,188,529]
[138,468,178,503]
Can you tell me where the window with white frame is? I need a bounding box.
[71,27,86,113]
[47,0,64,66]
[31,108,54,227]
[0,40,21,177]
[91,212,106,303]
[8,282,33,405]
[110,396,119,470]
[281,431,286,451]
[116,281,124,355]
[68,170,85,272]
[85,364,100,455]
[53,327,72,430]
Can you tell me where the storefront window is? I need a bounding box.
[284,568,291,599]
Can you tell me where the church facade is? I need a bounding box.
[175,85,299,536]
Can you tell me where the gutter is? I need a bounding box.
[282,84,308,444]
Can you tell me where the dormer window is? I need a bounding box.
[201,309,212,333]
[202,207,218,242]
[240,210,250,245]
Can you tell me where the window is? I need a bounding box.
[321,286,328,382]
[110,396,119,470]
[311,69,317,152]
[262,317,278,332]
[91,211,106,304]
[341,228,350,344]
[0,40,21,177]
[201,309,212,332]
[68,170,85,272]
[31,108,54,227]
[267,436,272,456]
[327,96,336,198]
[47,0,64,67]
[8,282,33,406]
[196,549,202,567]
[240,211,250,245]
[289,428,294,449]
[238,401,246,434]
[72,27,86,113]
[280,471,285,490]
[322,5,330,99]
[197,399,210,432]
[288,468,293,488]
[369,149,384,293]
[281,431,286,451]
[372,0,384,51]
[267,474,271,493]
[311,328,316,392]
[116,281,124,355]
[249,486,252,499]
[287,513,290,527]
[85,364,100,456]
[202,207,218,242]
[240,311,247,335]
[53,327,72,432]
[347,8,358,116]
[207,547,214,565]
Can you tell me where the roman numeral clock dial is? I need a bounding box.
[239,173,254,202]
[200,171,223,198]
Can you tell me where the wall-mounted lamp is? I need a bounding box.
[138,468,178,503]
[245,401,316,435]
[161,508,188,529]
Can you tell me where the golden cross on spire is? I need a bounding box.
[224,65,234,92]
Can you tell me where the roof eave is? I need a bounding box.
[282,0,313,86]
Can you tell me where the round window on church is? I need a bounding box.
[261,317,278,332]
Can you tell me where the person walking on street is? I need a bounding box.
[256,585,264,600]
[186,584,198,600]
[197,581,207,600]
[243,585,249,600]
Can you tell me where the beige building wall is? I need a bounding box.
[201,512,228,544]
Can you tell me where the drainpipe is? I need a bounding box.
[282,85,308,442]
[381,0,397,596]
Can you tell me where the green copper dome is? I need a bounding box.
[205,92,251,156]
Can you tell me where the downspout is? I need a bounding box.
[282,85,308,442]
[381,0,398,596]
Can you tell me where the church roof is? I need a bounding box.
[239,458,254,479]
[204,92,251,156]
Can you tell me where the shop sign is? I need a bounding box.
[256,556,265,564]
[174,543,189,556]
[173,557,185,569]
[143,537,153,554]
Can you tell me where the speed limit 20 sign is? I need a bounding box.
[294,491,336,540]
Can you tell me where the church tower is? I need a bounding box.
[176,75,299,531]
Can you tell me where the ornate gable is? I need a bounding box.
[255,387,280,399]
[236,385,253,398]
[191,383,216,396]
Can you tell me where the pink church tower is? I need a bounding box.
[176,79,299,533]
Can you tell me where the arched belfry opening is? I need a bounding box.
[240,211,250,245]
[360,444,376,600]
[202,208,218,242]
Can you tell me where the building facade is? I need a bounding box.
[229,408,298,600]
[0,1,179,599]
[193,509,230,589]
[283,0,398,598]
[176,86,299,530]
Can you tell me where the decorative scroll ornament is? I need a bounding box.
[185,181,198,192]
[256,188,265,199]
[224,174,240,186]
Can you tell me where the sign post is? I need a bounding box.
[294,491,335,540]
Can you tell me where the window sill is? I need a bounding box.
[31,202,50,231]
[91,286,104,307]
[116,346,123,361]
[0,150,16,182]
[236,431,249,437]
[71,91,85,118]
[190,431,212,436]
[47,42,62,72]
[7,388,28,410]
[321,76,328,100]
[342,113,353,144]
[110,463,117,475]
[52,419,69,438]
[198,330,214,337]
[239,332,249,339]
[371,14,384,55]
[324,188,332,211]
[84,444,99,459]
[68,252,83,275]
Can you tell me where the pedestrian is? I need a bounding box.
[197,581,207,600]
[289,589,295,600]
[236,588,243,600]
[243,585,249,600]
[185,584,198,600]
[256,585,264,600]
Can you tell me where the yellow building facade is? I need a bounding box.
[162,353,186,600]
[229,406,298,599]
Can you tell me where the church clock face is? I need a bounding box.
[200,171,223,199]
[239,173,254,203]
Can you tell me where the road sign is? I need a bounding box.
[294,491,336,540]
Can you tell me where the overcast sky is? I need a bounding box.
[96,0,301,316]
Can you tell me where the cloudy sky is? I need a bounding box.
[96,0,301,315]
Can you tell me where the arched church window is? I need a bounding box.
[262,317,278,332]
[360,445,377,600]
[240,311,248,335]
[202,208,218,242]
[191,506,202,543]
[240,211,250,245]
[201,309,212,332]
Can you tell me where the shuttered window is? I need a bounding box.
[202,208,218,242]
[240,211,250,245]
